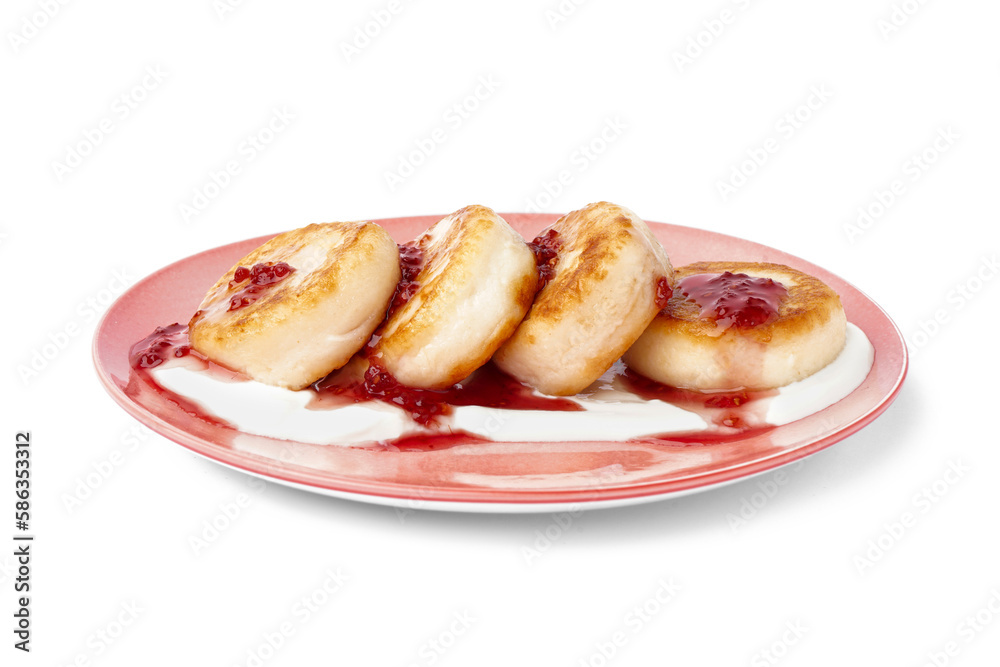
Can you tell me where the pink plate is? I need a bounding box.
[93,214,907,512]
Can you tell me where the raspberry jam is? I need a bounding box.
[129,323,192,369]
[227,262,295,311]
[654,276,672,310]
[676,272,787,329]
[360,365,451,426]
[528,229,561,290]
[388,242,425,316]
[314,362,582,426]
[127,325,240,432]
[620,366,777,438]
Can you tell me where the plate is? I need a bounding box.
[93,214,907,512]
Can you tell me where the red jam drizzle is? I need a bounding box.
[379,431,491,452]
[362,365,450,426]
[387,242,425,317]
[129,324,783,448]
[620,367,777,431]
[227,262,296,312]
[129,323,192,369]
[313,361,582,427]
[128,325,241,432]
[654,276,672,310]
[677,272,787,329]
[528,229,561,291]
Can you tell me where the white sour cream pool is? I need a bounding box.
[151,324,874,446]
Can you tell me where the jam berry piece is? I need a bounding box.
[362,363,450,426]
[231,266,251,286]
[129,323,190,369]
[363,364,397,396]
[226,262,296,311]
[249,262,293,286]
[654,276,673,310]
[398,243,425,283]
[393,281,419,308]
[385,243,426,318]
[678,271,787,330]
[528,229,561,291]
[229,296,249,311]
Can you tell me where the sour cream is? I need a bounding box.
[150,324,873,447]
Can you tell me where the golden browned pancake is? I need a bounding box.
[372,205,538,389]
[189,221,400,390]
[493,201,674,396]
[623,261,846,390]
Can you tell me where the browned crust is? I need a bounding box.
[528,202,646,319]
[189,221,394,347]
[419,205,495,272]
[377,206,494,352]
[656,261,842,343]
[397,206,501,335]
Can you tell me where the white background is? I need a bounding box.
[3,0,999,665]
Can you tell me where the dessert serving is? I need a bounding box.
[126,202,876,451]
